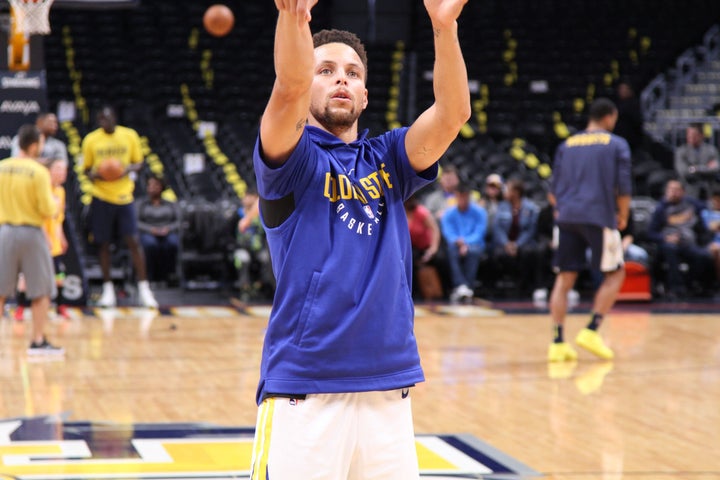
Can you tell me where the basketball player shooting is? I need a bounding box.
[248,0,470,478]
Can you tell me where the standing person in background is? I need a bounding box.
[82,106,158,308]
[441,183,487,303]
[249,0,470,477]
[548,98,632,363]
[136,175,181,285]
[0,125,63,354]
[11,112,68,166]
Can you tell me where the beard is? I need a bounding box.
[310,100,362,132]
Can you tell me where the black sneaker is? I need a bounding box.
[27,338,65,356]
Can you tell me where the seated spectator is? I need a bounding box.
[674,123,720,199]
[492,178,541,294]
[647,179,715,298]
[135,175,180,284]
[405,194,450,300]
[589,207,650,288]
[234,189,274,300]
[441,183,487,303]
[702,189,720,283]
[480,173,504,251]
[423,164,460,219]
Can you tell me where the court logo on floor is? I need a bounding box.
[0,416,538,479]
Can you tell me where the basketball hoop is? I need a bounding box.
[9,0,54,35]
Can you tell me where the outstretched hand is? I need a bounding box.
[424,0,469,28]
[275,0,319,25]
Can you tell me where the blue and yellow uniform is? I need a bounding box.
[253,125,437,403]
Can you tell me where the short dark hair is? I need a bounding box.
[147,173,166,190]
[588,98,617,121]
[506,178,525,196]
[688,122,704,134]
[17,124,41,152]
[455,182,471,195]
[313,29,368,76]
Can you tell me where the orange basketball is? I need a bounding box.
[203,4,234,37]
[97,158,125,181]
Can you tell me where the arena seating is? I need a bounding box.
[38,0,720,297]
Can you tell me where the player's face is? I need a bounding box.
[310,43,368,131]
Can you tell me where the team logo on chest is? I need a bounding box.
[323,163,393,236]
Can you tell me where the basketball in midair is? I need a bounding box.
[203,4,234,37]
[96,158,125,181]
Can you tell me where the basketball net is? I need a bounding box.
[9,0,54,35]
[7,0,53,71]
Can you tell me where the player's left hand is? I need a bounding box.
[424,0,468,28]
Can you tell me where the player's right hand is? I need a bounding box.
[275,0,319,24]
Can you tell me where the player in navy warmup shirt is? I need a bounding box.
[548,98,632,363]
[248,1,471,479]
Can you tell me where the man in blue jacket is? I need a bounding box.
[249,0,471,478]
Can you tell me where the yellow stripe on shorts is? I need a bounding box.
[251,398,275,480]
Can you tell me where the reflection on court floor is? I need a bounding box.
[0,417,538,479]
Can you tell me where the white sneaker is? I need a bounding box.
[138,285,158,308]
[97,284,117,308]
[567,289,580,307]
[458,284,474,299]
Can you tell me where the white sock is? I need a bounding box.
[103,281,114,293]
[138,280,151,292]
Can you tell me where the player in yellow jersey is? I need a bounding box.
[82,106,158,308]
[0,125,63,355]
[14,158,70,321]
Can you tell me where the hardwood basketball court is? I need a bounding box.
[1,302,718,479]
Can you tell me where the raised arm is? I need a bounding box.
[259,0,319,165]
[405,0,471,172]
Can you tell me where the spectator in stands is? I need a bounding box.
[674,123,719,199]
[11,112,67,166]
[702,190,720,283]
[480,173,504,251]
[647,178,715,298]
[441,183,487,303]
[492,178,541,294]
[405,194,449,300]
[0,125,62,354]
[135,174,180,285]
[233,188,274,301]
[82,106,158,308]
[613,79,644,152]
[423,164,460,218]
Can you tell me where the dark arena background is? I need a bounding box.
[1,1,720,479]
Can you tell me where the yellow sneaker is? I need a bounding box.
[548,342,578,362]
[575,328,614,360]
